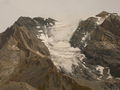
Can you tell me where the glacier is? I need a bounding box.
[37,22,86,73]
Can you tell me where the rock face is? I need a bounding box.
[0,17,92,90]
[70,12,120,90]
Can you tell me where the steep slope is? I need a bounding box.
[0,17,92,90]
[70,11,120,90]
[38,22,82,72]
[36,21,111,90]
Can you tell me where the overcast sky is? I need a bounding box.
[0,0,120,32]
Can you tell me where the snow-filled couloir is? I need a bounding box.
[37,22,86,73]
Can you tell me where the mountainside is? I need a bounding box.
[0,17,92,90]
[70,11,120,89]
[0,11,120,90]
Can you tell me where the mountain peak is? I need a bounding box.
[70,11,120,78]
[15,16,57,28]
[96,11,119,18]
[96,11,110,17]
[0,15,93,90]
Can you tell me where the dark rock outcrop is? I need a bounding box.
[70,12,120,90]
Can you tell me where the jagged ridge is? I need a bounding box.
[70,11,120,90]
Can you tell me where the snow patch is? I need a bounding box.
[96,17,105,25]
[96,14,110,25]
[81,32,89,43]
[84,42,88,47]
[96,65,104,75]
[36,26,41,29]
[38,30,43,33]
[107,68,112,79]
[81,32,90,47]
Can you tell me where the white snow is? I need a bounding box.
[36,21,113,80]
[37,22,86,73]
[96,66,113,80]
[96,14,110,25]
[96,17,105,25]
[38,30,43,33]
[96,65,104,75]
[36,26,41,29]
[81,32,90,47]
[107,68,112,79]
[97,77,102,80]
[84,42,88,47]
[81,32,89,42]
[39,34,48,43]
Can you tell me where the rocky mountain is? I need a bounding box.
[70,11,120,89]
[0,11,120,90]
[0,17,92,90]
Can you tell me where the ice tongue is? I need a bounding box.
[38,22,85,73]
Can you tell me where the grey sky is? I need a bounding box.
[0,0,120,32]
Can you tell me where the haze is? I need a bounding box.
[0,0,120,32]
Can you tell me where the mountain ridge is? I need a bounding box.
[0,16,92,90]
[70,11,120,89]
[0,11,120,90]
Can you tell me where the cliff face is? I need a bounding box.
[70,12,120,90]
[0,17,92,90]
